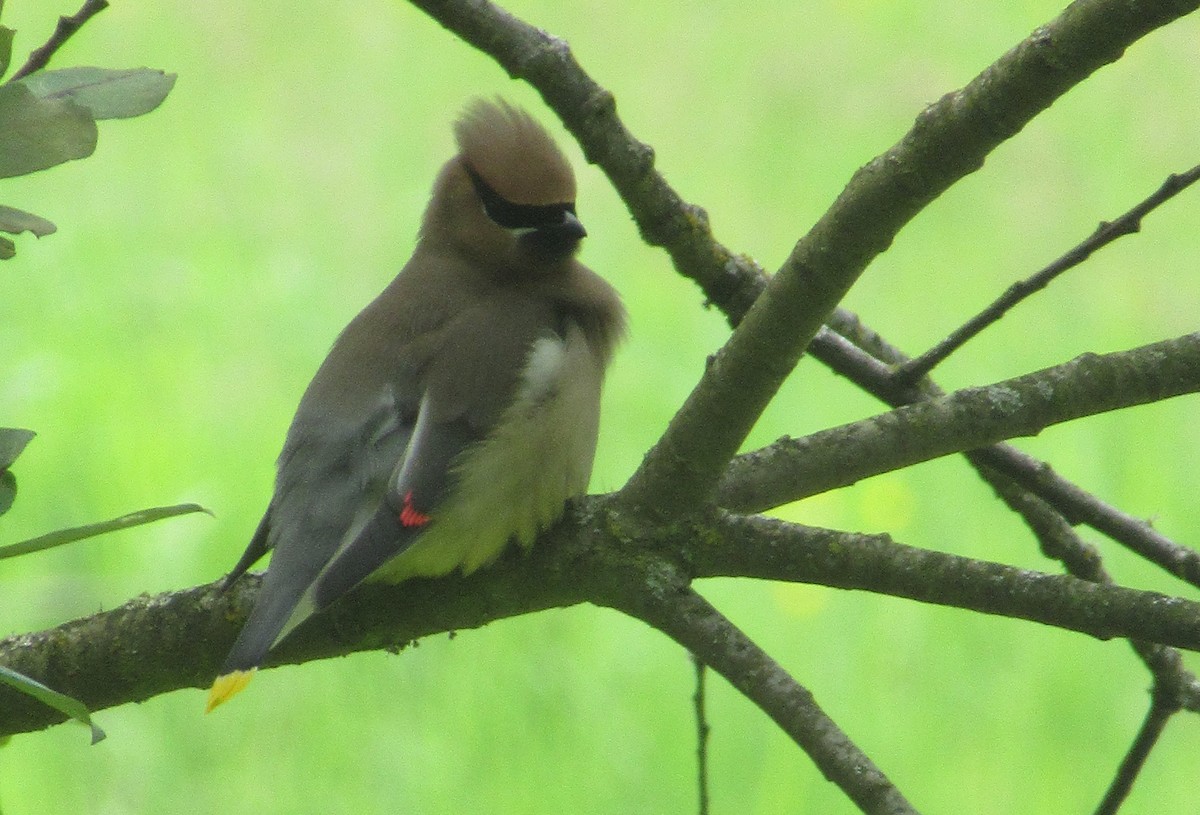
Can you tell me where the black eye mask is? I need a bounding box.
[464,164,576,231]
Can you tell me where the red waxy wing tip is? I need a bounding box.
[399,491,431,527]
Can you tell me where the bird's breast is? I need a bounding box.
[374,322,604,581]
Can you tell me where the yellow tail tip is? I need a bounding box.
[206,669,256,713]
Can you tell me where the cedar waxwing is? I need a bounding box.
[207,99,625,711]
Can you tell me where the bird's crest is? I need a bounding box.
[454,99,576,207]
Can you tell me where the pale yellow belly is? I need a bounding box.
[373,325,603,582]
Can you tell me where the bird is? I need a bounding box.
[206,98,626,712]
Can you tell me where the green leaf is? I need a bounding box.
[0,502,208,560]
[0,665,105,744]
[0,26,14,79]
[0,205,55,238]
[0,470,14,515]
[0,82,96,178]
[0,429,31,515]
[17,67,176,120]
[0,428,35,469]
[0,235,13,259]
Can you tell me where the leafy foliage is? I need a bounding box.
[0,81,97,177]
[0,665,104,744]
[0,4,186,744]
[0,425,205,741]
[16,66,175,119]
[0,4,175,258]
[0,501,208,561]
[0,427,34,515]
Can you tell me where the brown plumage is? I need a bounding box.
[207,98,625,711]
[455,99,576,205]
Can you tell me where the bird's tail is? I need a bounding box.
[206,580,309,713]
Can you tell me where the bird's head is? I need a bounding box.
[422,98,586,276]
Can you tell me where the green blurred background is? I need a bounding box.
[1,1,1198,812]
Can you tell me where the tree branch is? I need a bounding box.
[616,0,1200,516]
[407,0,1200,524]
[606,576,918,815]
[7,0,109,82]
[970,444,1200,590]
[1093,685,1181,815]
[0,507,600,736]
[718,332,1200,513]
[808,312,1200,591]
[406,0,768,326]
[973,454,1200,709]
[696,512,1200,651]
[6,498,1200,741]
[691,654,711,815]
[893,163,1200,386]
[812,315,1200,800]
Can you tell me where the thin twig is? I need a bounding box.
[975,454,1200,692]
[406,0,766,327]
[8,0,109,82]
[970,445,1200,591]
[718,332,1200,517]
[972,454,1200,802]
[692,653,711,815]
[893,164,1200,386]
[822,304,1200,803]
[699,513,1200,651]
[1130,642,1200,715]
[1093,688,1181,815]
[811,309,1200,592]
[611,577,918,815]
[849,325,1200,801]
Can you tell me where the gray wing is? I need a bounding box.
[307,395,480,609]
[307,293,562,610]
[216,383,417,675]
